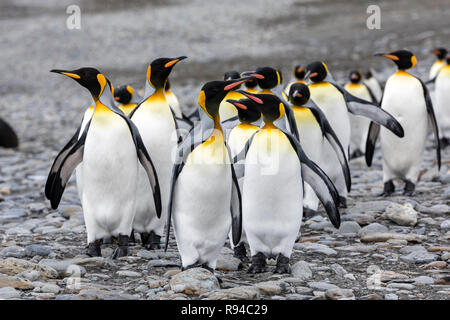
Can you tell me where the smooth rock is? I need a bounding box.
[360,232,426,243]
[294,243,337,256]
[291,261,312,281]
[400,251,438,264]
[385,203,417,226]
[76,289,135,300]
[254,281,287,296]
[215,255,242,271]
[412,276,434,285]
[25,244,52,257]
[358,223,388,237]
[384,293,398,300]
[0,258,58,279]
[0,275,34,290]
[201,286,260,300]
[41,283,60,294]
[325,288,354,300]
[337,221,361,235]
[330,263,348,276]
[116,270,142,278]
[0,246,26,258]
[170,268,219,295]
[307,281,339,291]
[148,259,179,268]
[0,287,21,299]
[440,220,450,230]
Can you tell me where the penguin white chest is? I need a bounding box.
[173,132,232,268]
[243,127,302,258]
[435,67,450,136]
[380,72,428,180]
[82,109,138,242]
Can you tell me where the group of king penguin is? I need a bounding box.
[36,47,449,273]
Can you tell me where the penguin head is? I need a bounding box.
[288,83,310,106]
[236,90,285,123]
[305,61,328,83]
[292,65,306,80]
[432,48,447,60]
[223,71,242,89]
[244,77,258,89]
[114,85,135,104]
[146,56,187,89]
[198,77,253,118]
[226,99,261,124]
[50,67,114,102]
[348,70,362,84]
[374,50,417,70]
[241,67,282,89]
[365,69,373,79]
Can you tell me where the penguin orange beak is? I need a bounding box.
[432,49,441,55]
[50,69,81,79]
[164,56,187,68]
[241,71,265,79]
[374,53,399,61]
[114,97,120,101]
[223,76,255,91]
[236,90,263,104]
[226,99,247,110]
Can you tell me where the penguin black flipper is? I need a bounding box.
[165,124,206,251]
[0,117,19,148]
[365,122,381,167]
[281,129,341,228]
[418,78,441,169]
[114,110,162,218]
[225,142,242,246]
[45,122,82,200]
[329,82,404,138]
[305,100,351,192]
[48,121,91,209]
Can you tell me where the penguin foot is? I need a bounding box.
[233,243,249,264]
[338,197,347,208]
[112,234,129,259]
[380,180,395,197]
[129,230,136,247]
[403,180,415,196]
[87,240,101,257]
[273,254,291,274]
[144,231,161,250]
[303,207,317,220]
[350,149,364,159]
[140,232,150,247]
[247,252,267,274]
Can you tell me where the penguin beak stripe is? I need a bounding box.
[165,59,180,68]
[239,91,263,104]
[52,71,81,79]
[309,72,318,78]
[381,54,399,61]
[224,80,245,91]
[114,97,120,101]
[296,93,303,98]
[250,73,264,79]
[228,101,247,110]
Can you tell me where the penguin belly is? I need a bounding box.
[166,91,182,118]
[219,91,245,122]
[82,110,138,243]
[380,73,428,183]
[131,97,177,235]
[76,106,94,203]
[429,60,444,79]
[173,134,232,269]
[227,124,259,247]
[435,68,450,138]
[345,84,372,154]
[293,107,324,211]
[309,83,350,197]
[243,128,302,259]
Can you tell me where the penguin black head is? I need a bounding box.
[165,79,171,91]
[50,67,113,100]
[147,56,187,89]
[374,50,417,70]
[236,90,285,123]
[446,56,450,64]
[305,61,328,83]
[432,48,448,60]
[226,99,261,124]
[114,85,135,104]
[245,77,258,89]
[365,69,373,79]
[292,65,306,80]
[288,83,310,106]
[241,67,282,89]
[223,71,242,89]
[348,70,362,84]
[198,77,253,119]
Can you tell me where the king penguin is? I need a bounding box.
[305,61,404,207]
[363,69,383,103]
[283,65,306,100]
[114,85,142,116]
[222,99,261,262]
[286,83,350,219]
[433,57,450,147]
[129,56,186,249]
[429,48,447,79]
[219,71,247,122]
[164,77,251,270]
[228,91,340,273]
[244,77,259,94]
[46,68,161,258]
[366,50,441,196]
[0,117,19,148]
[344,70,378,159]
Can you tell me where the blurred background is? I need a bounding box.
[1,0,449,148]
